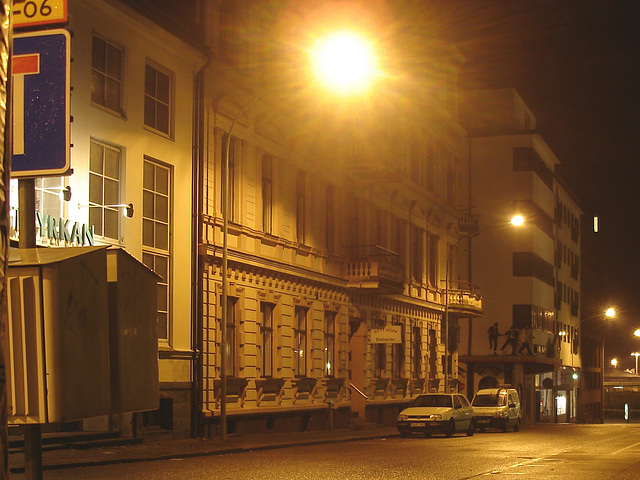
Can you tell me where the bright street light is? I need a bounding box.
[634,329,640,337]
[611,358,618,368]
[310,31,379,95]
[510,214,524,226]
[605,307,615,318]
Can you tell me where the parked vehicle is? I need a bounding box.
[396,393,475,437]
[471,387,521,432]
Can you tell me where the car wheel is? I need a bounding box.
[513,420,520,432]
[466,420,475,437]
[446,419,455,437]
[501,420,508,433]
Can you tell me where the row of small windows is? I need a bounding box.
[91,34,174,137]
[224,298,439,381]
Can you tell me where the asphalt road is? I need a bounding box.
[16,424,640,480]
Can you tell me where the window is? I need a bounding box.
[392,323,404,379]
[224,297,238,377]
[35,177,64,219]
[89,139,122,241]
[373,318,385,378]
[428,233,439,286]
[262,155,273,234]
[296,171,305,243]
[91,35,123,114]
[294,307,308,377]
[221,133,237,223]
[412,326,421,378]
[142,158,171,342]
[411,225,423,282]
[144,62,172,136]
[326,186,334,253]
[260,302,274,377]
[324,311,336,377]
[143,252,169,341]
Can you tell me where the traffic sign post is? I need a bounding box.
[12,29,70,178]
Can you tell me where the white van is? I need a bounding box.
[471,387,521,432]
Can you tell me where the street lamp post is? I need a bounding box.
[442,215,523,392]
[218,31,378,439]
[631,353,640,375]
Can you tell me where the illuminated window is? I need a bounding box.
[91,35,123,115]
[144,62,173,136]
[35,177,64,219]
[224,297,238,377]
[324,311,336,377]
[412,325,421,378]
[89,139,122,241]
[392,322,404,379]
[260,302,274,377]
[294,306,308,377]
[142,158,171,343]
[373,318,385,378]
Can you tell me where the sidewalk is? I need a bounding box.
[8,425,400,474]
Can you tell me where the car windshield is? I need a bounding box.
[472,394,506,407]
[409,395,452,408]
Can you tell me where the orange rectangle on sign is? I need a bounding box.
[13,0,67,28]
[13,54,40,75]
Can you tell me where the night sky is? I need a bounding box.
[423,1,640,368]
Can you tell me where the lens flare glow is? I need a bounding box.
[311,31,378,94]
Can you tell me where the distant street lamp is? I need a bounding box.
[631,353,640,375]
[443,215,524,392]
[611,358,618,368]
[219,30,378,439]
[634,329,640,338]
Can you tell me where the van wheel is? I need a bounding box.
[445,419,455,437]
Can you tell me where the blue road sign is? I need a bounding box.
[12,29,70,177]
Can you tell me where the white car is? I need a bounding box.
[471,387,521,432]
[397,393,475,437]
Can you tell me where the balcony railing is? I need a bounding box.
[441,280,483,316]
[343,245,404,294]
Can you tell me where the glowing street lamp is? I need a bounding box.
[611,358,618,368]
[219,30,379,440]
[443,214,524,392]
[634,329,640,337]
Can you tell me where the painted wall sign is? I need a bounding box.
[370,327,402,344]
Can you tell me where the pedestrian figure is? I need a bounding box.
[487,322,501,354]
[517,329,532,355]
[500,326,519,354]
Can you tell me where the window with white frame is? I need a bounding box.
[142,158,171,343]
[35,177,65,219]
[89,139,122,241]
[91,34,124,115]
[224,296,238,377]
[144,61,173,137]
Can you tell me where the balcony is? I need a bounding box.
[344,245,404,294]
[443,280,483,316]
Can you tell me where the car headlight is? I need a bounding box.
[398,414,408,422]
[429,414,442,421]
[494,411,507,418]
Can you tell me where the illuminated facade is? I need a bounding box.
[458,88,583,424]
[10,0,206,436]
